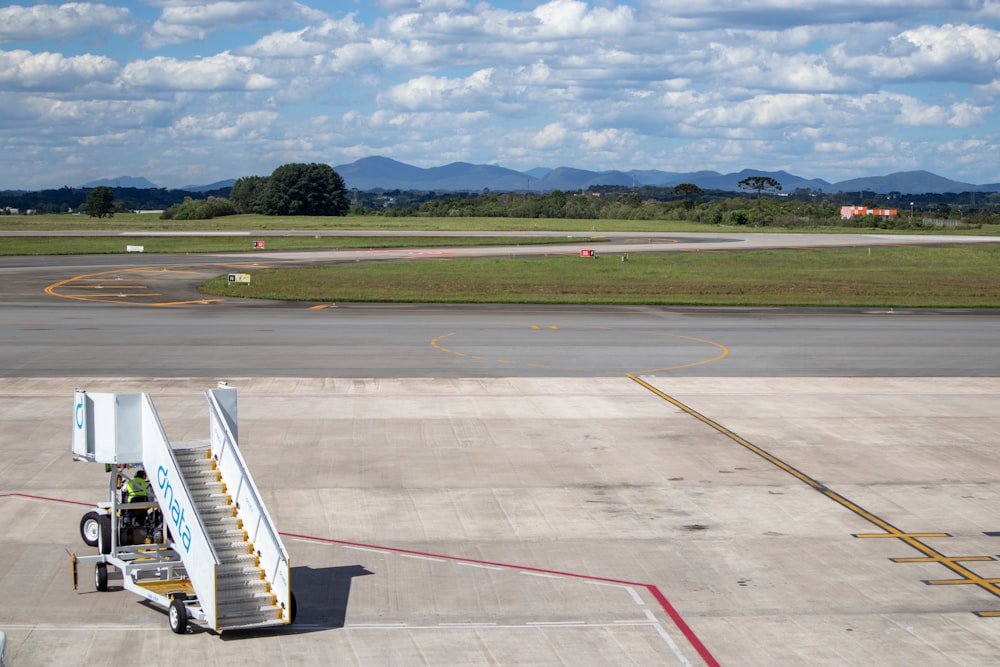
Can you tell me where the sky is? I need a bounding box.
[0,0,998,190]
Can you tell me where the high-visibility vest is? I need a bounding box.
[125,477,149,502]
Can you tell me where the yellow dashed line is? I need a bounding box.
[627,373,1000,616]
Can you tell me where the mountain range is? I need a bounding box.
[82,157,1000,195]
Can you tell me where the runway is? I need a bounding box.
[1,235,999,665]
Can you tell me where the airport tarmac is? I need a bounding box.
[2,375,1000,666]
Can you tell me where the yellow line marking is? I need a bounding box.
[856,533,951,539]
[632,334,729,374]
[894,556,994,563]
[431,326,728,374]
[45,267,216,307]
[64,284,149,290]
[626,373,1000,612]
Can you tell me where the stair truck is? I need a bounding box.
[69,384,296,634]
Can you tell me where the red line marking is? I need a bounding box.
[7,495,720,666]
[284,531,720,667]
[1,492,93,507]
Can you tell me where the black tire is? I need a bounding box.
[169,598,188,634]
[94,563,108,591]
[97,514,112,555]
[80,511,101,547]
[289,591,297,624]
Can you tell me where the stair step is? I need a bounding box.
[190,493,230,505]
[218,564,263,577]
[217,584,271,600]
[218,610,283,630]
[218,602,280,618]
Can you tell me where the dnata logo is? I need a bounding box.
[75,402,84,429]
[157,464,193,552]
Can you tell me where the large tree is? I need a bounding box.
[260,163,349,216]
[673,183,703,209]
[738,176,781,225]
[229,175,269,214]
[85,186,115,218]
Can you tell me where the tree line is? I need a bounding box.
[4,163,997,228]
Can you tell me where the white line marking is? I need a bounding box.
[439,622,498,627]
[399,553,446,562]
[644,609,657,622]
[614,619,656,625]
[455,561,503,571]
[520,571,561,579]
[341,545,389,555]
[651,620,695,667]
[583,580,645,605]
[527,621,586,626]
[347,624,410,629]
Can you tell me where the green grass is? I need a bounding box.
[5,212,999,235]
[0,234,588,256]
[199,244,1000,308]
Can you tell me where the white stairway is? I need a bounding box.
[174,446,283,629]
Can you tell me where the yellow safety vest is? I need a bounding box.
[126,477,149,502]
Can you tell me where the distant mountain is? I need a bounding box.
[536,167,631,190]
[831,170,982,194]
[181,179,236,192]
[331,158,853,193]
[670,169,832,192]
[335,156,532,191]
[522,167,553,179]
[75,161,1000,196]
[82,176,158,189]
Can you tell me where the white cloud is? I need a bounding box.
[0,3,132,42]
[531,122,569,149]
[145,0,326,48]
[240,16,366,58]
[170,110,279,141]
[638,0,982,28]
[832,24,1000,83]
[120,53,278,92]
[0,50,119,90]
[1,0,997,188]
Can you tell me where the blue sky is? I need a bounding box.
[0,0,998,189]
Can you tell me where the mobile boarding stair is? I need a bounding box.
[69,384,295,634]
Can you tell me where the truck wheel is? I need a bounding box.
[97,514,112,555]
[289,591,297,624]
[95,563,108,591]
[80,511,101,547]
[169,598,188,634]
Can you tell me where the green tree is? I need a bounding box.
[260,163,349,216]
[738,176,782,225]
[229,175,269,214]
[673,183,703,209]
[85,186,115,218]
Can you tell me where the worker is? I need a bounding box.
[123,469,150,535]
[125,469,149,503]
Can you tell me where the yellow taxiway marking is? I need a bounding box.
[45,268,221,306]
[628,373,1000,616]
[893,556,994,563]
[431,326,728,374]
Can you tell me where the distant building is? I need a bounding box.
[840,206,898,219]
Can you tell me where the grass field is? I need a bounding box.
[4,212,999,235]
[199,244,1000,308]
[0,234,585,255]
[4,214,998,307]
